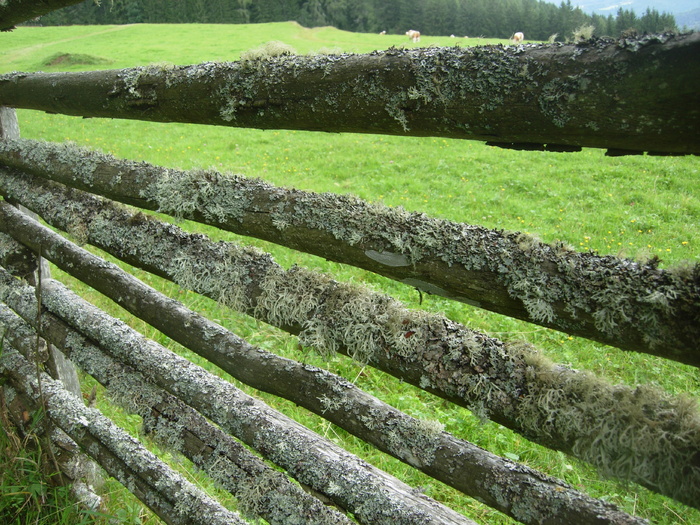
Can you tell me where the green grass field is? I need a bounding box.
[1,22,699,524]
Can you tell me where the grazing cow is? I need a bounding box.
[380,30,386,35]
[511,32,524,43]
[406,29,421,42]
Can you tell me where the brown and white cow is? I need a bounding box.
[406,29,421,43]
[511,32,524,44]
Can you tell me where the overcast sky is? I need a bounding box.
[574,0,698,16]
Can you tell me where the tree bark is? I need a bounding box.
[0,263,473,525]
[0,298,354,525]
[0,33,698,154]
[1,195,698,511]
[1,141,698,367]
[0,215,650,524]
[0,347,247,525]
[0,0,86,31]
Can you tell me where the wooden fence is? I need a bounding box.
[1,9,699,525]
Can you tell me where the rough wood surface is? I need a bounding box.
[0,0,85,31]
[0,263,473,525]
[0,34,698,154]
[0,297,354,525]
[0,347,247,525]
[1,195,698,510]
[1,141,697,366]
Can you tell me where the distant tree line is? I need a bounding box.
[35,0,678,40]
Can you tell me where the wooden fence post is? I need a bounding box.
[0,107,83,399]
[0,106,102,506]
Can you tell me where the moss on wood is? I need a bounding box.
[1,33,698,153]
[1,185,698,509]
[1,140,698,365]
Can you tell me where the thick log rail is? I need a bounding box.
[0,33,698,154]
[0,0,84,31]
[1,5,699,524]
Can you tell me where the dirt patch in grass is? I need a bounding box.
[42,52,113,68]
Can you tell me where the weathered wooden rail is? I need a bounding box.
[1,32,699,154]
[0,0,85,31]
[1,138,697,366]
[1,162,699,504]
[1,6,699,524]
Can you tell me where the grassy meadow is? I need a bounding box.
[1,22,699,524]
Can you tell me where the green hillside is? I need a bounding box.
[33,0,679,40]
[0,22,504,73]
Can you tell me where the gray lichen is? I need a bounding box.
[3,138,697,364]
[140,168,253,223]
[0,346,245,525]
[2,168,699,507]
[385,417,445,468]
[240,41,298,62]
[517,344,700,502]
[254,265,451,364]
[168,247,251,311]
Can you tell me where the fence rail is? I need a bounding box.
[0,32,699,154]
[1,138,697,366]
[1,154,699,507]
[0,202,659,524]
[2,126,699,522]
[1,9,699,524]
